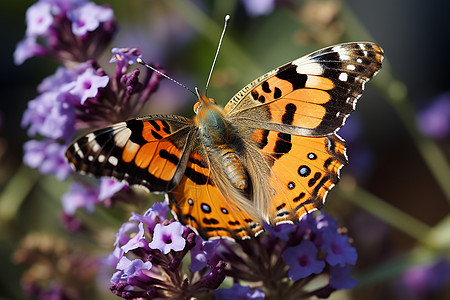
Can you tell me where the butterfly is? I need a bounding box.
[66,42,383,240]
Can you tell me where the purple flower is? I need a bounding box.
[25,1,54,37]
[112,256,152,284]
[104,246,124,268]
[149,222,186,254]
[114,222,139,248]
[68,2,114,36]
[329,265,358,289]
[242,0,275,17]
[189,236,219,272]
[98,178,126,201]
[263,222,295,241]
[130,202,169,231]
[21,91,76,141]
[402,258,450,299]
[61,182,99,215]
[13,37,47,65]
[70,68,109,104]
[417,92,450,139]
[121,223,146,253]
[38,63,89,93]
[110,47,142,65]
[321,231,357,267]
[215,283,265,299]
[23,140,73,180]
[283,239,325,280]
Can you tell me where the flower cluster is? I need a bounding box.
[14,0,116,65]
[109,202,358,299]
[17,0,163,218]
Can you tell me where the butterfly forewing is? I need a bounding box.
[225,42,383,136]
[66,115,195,192]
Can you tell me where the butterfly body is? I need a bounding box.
[66,42,384,240]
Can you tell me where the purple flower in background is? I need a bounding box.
[23,140,72,180]
[21,91,76,141]
[242,0,275,17]
[417,92,450,139]
[401,258,450,300]
[215,283,265,300]
[149,222,186,254]
[98,179,126,201]
[13,36,48,67]
[25,1,54,36]
[283,239,325,280]
[15,0,117,64]
[68,2,114,36]
[61,182,100,215]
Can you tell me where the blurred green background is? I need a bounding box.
[1,0,449,299]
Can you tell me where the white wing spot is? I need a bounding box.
[108,156,119,166]
[92,142,100,152]
[357,58,363,63]
[339,72,348,82]
[347,64,356,71]
[292,58,324,75]
[73,143,84,159]
[98,154,105,163]
[87,133,96,142]
[113,123,131,147]
[88,155,94,161]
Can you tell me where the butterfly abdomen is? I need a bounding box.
[217,145,248,191]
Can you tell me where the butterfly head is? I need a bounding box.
[193,88,217,114]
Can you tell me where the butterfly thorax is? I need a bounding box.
[194,94,248,191]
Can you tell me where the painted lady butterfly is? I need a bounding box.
[66,42,383,240]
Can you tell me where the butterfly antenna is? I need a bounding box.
[136,58,196,96]
[205,14,231,96]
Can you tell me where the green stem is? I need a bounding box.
[0,165,39,227]
[336,183,432,246]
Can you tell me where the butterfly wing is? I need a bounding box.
[225,42,383,136]
[65,115,196,192]
[166,147,263,240]
[249,129,347,224]
[226,42,383,225]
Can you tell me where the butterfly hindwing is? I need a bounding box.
[66,115,195,192]
[250,129,347,224]
[225,42,383,136]
[167,149,263,240]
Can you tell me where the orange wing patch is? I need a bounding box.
[251,129,347,224]
[167,150,263,240]
[66,116,194,192]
